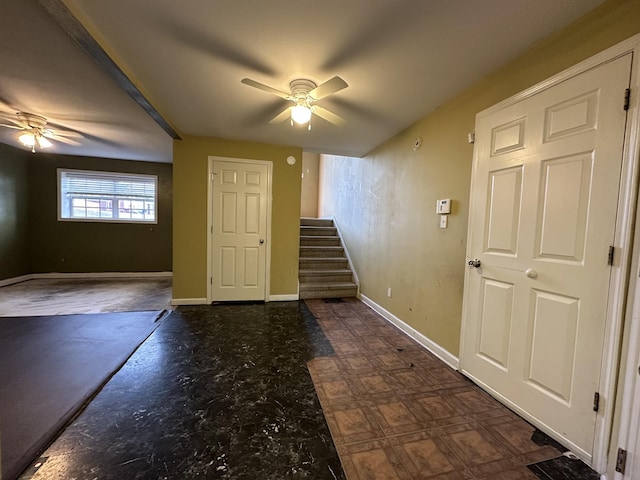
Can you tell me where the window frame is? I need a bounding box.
[57,168,158,224]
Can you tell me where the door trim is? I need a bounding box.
[206,156,273,303]
[460,33,640,473]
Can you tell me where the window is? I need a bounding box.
[58,169,157,223]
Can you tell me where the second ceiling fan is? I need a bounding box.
[241,75,348,130]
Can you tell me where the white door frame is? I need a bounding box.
[614,35,640,478]
[615,264,640,480]
[206,156,273,303]
[460,33,640,474]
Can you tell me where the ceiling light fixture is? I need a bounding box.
[18,131,52,153]
[242,77,347,131]
[291,104,312,125]
[18,131,36,147]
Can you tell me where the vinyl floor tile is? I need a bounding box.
[305,297,598,480]
[16,296,601,480]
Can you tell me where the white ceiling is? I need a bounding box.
[0,0,604,163]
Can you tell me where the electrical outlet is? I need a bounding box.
[440,216,448,228]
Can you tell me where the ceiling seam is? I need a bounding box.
[37,0,182,141]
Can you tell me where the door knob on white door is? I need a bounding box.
[526,268,538,278]
[468,259,481,268]
[259,239,265,245]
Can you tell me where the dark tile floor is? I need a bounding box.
[20,298,600,480]
[23,302,344,480]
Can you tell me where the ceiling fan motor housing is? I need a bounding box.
[289,79,317,105]
[17,112,48,129]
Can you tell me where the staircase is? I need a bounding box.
[299,218,358,299]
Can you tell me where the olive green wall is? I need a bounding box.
[172,135,302,300]
[0,143,30,280]
[319,0,640,356]
[28,153,172,273]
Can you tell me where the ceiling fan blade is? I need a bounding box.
[0,123,23,130]
[241,78,291,99]
[43,129,84,139]
[269,106,292,124]
[308,76,348,100]
[49,135,81,146]
[312,106,346,126]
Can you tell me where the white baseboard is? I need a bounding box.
[0,271,172,287]
[269,294,299,302]
[171,298,208,306]
[34,271,173,279]
[359,293,459,370]
[0,274,33,288]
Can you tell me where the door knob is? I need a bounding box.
[468,259,481,268]
[259,239,265,245]
[526,268,538,278]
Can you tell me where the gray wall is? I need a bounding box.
[0,143,30,280]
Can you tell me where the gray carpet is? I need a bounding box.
[0,278,172,317]
[0,310,165,480]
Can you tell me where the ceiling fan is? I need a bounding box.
[241,76,348,130]
[0,112,82,153]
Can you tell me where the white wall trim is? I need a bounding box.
[171,298,208,306]
[35,271,173,279]
[614,39,640,475]
[360,293,459,370]
[269,294,299,302]
[0,271,172,287]
[330,216,360,295]
[0,274,33,287]
[614,270,640,480]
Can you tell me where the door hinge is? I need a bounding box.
[616,447,627,474]
[608,246,615,266]
[210,277,213,285]
[624,88,631,111]
[593,392,600,412]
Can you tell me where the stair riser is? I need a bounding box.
[299,273,353,283]
[299,260,349,270]
[300,237,341,247]
[299,288,358,299]
[300,218,334,228]
[300,227,337,237]
[299,248,344,258]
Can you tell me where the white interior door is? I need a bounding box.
[211,159,269,301]
[461,54,632,461]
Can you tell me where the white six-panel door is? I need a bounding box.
[211,159,269,301]
[461,54,632,461]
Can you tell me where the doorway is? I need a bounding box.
[208,157,272,302]
[461,45,637,471]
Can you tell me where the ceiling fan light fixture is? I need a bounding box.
[291,104,312,124]
[37,135,53,149]
[18,131,36,147]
